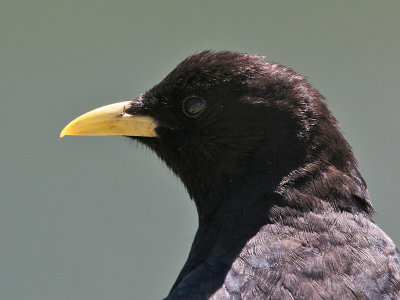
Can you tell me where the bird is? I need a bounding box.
[60,51,400,299]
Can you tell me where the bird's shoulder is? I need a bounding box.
[167,211,400,299]
[216,211,400,299]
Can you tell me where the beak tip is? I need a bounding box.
[60,126,69,138]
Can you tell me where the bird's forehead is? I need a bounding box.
[145,72,221,103]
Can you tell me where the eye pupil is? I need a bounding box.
[183,97,207,117]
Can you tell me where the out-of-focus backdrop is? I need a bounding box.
[1,1,399,299]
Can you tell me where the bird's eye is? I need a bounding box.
[183,97,207,117]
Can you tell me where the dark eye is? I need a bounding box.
[183,96,207,117]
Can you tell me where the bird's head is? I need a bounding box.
[61,51,372,218]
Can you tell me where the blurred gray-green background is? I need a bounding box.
[1,1,399,299]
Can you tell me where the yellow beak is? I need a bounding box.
[60,101,158,138]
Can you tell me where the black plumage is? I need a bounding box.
[65,51,400,299]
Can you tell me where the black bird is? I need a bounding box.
[61,51,400,299]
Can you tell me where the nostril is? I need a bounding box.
[125,95,145,114]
